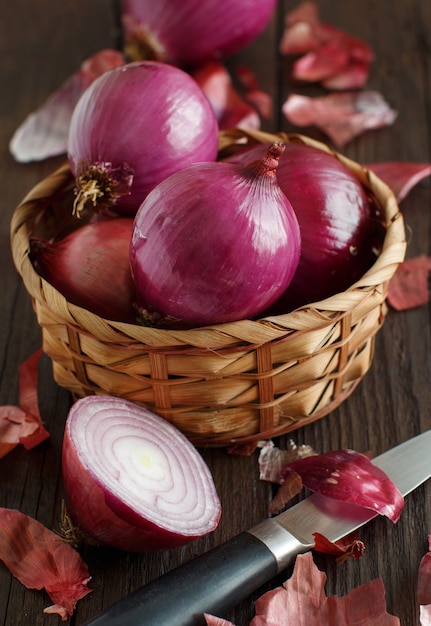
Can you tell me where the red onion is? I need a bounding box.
[122,0,277,67]
[129,143,301,327]
[30,218,136,322]
[62,395,222,552]
[228,142,380,311]
[67,61,219,217]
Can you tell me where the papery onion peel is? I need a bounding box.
[0,508,91,621]
[281,449,404,522]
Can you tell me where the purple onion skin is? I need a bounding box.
[67,61,219,216]
[228,142,381,311]
[122,0,277,67]
[130,147,301,327]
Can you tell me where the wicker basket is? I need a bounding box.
[10,129,406,446]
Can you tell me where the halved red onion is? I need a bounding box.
[129,143,301,327]
[30,217,136,322]
[227,141,380,311]
[122,0,277,67]
[62,396,221,552]
[67,61,219,217]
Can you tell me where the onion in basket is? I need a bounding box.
[227,141,381,311]
[129,142,301,327]
[67,61,219,217]
[62,395,222,552]
[29,217,136,322]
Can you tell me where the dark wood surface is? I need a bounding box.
[1,1,430,625]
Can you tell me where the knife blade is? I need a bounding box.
[83,430,431,626]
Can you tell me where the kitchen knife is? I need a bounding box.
[83,430,431,626]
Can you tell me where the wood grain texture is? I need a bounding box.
[0,1,430,625]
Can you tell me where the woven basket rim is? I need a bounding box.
[10,129,407,351]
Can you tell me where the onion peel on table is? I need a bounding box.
[9,49,125,163]
[282,91,397,148]
[279,1,374,90]
[268,469,304,515]
[365,162,431,204]
[280,448,404,522]
[191,61,261,131]
[387,255,431,311]
[249,553,399,625]
[312,531,366,563]
[258,442,404,522]
[418,535,431,625]
[0,349,49,459]
[0,508,91,620]
[234,65,273,121]
[258,439,317,483]
[204,552,400,625]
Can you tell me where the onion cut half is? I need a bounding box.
[62,396,221,552]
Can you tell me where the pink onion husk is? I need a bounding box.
[0,508,91,620]
[281,449,404,523]
[9,49,126,164]
[190,60,262,131]
[67,61,219,217]
[130,142,301,327]
[62,395,222,552]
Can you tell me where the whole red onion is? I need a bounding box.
[67,61,219,217]
[130,142,301,327]
[122,0,277,67]
[62,395,221,552]
[30,218,136,322]
[227,141,380,311]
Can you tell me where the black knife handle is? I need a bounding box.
[83,531,279,626]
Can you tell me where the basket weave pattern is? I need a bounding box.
[10,130,407,446]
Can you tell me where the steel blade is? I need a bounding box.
[271,429,431,547]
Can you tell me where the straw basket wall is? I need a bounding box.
[10,129,407,446]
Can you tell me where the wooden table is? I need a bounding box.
[1,1,430,624]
